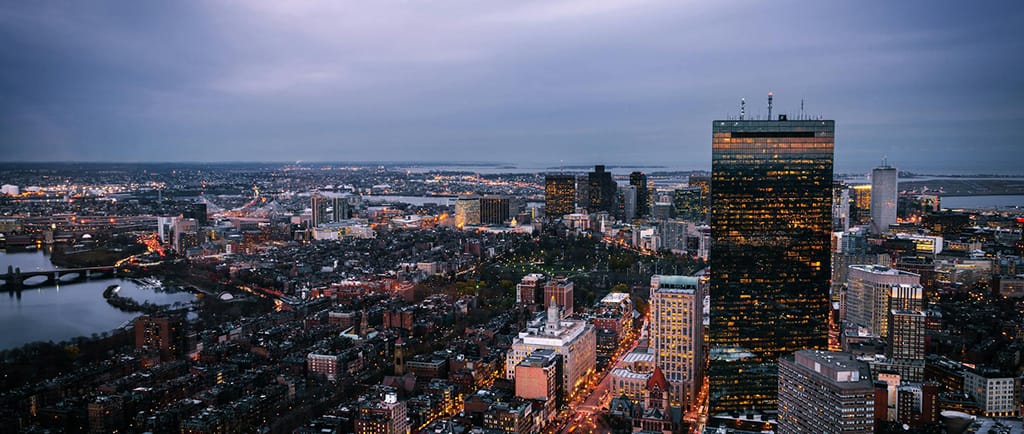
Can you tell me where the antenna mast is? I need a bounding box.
[767,91,774,120]
[740,98,746,120]
[800,99,805,120]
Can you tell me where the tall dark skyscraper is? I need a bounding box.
[587,165,616,213]
[480,195,511,225]
[629,171,650,218]
[709,118,835,415]
[544,174,576,218]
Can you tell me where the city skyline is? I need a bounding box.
[2,1,1023,173]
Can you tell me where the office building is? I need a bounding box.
[672,187,703,222]
[689,175,710,222]
[963,368,1021,417]
[650,275,705,409]
[185,202,208,226]
[778,350,874,434]
[588,165,616,213]
[543,276,574,318]
[355,389,410,434]
[630,171,650,217]
[516,273,544,306]
[832,181,850,232]
[850,184,872,226]
[514,349,563,419]
[871,164,898,233]
[480,195,511,225]
[483,401,533,434]
[173,218,200,252]
[312,193,350,226]
[157,215,179,245]
[844,265,923,337]
[506,298,596,400]
[709,118,835,413]
[618,184,637,221]
[544,174,576,218]
[454,196,481,228]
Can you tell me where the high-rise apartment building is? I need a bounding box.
[844,265,923,337]
[887,309,926,382]
[312,193,350,226]
[778,350,875,434]
[650,275,705,409]
[871,164,898,233]
[588,165,616,213]
[630,171,650,217]
[544,174,576,218]
[544,276,574,318]
[709,118,835,413]
[134,315,185,360]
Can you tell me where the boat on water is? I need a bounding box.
[132,276,164,289]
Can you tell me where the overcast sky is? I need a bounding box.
[2,1,1022,172]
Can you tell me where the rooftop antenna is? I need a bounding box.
[882,156,889,168]
[800,99,805,120]
[767,91,774,120]
[740,98,746,120]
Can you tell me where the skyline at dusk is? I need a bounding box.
[3,1,1023,172]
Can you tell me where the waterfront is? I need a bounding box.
[0,249,196,350]
[941,195,1024,210]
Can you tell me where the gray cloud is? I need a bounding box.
[1,0,1022,172]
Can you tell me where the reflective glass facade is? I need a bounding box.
[709,119,835,414]
[545,174,576,218]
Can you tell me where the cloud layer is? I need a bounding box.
[2,1,1022,172]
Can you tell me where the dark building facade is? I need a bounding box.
[688,175,711,222]
[629,171,650,218]
[588,165,616,213]
[673,187,703,222]
[709,119,835,414]
[480,195,511,225]
[544,174,576,218]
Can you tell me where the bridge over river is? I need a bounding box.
[2,265,118,290]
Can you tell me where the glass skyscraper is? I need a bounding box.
[544,174,576,218]
[709,119,835,415]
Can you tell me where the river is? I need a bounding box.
[940,195,1024,210]
[0,248,196,350]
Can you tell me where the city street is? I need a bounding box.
[552,317,647,433]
